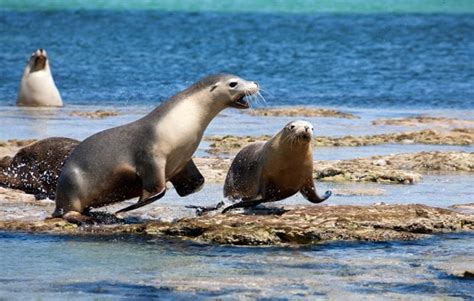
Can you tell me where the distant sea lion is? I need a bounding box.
[17,49,63,107]
[0,137,79,199]
[53,74,259,223]
[222,120,331,213]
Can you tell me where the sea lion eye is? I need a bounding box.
[229,82,238,88]
[290,125,295,129]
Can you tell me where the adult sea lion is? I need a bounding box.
[53,74,259,223]
[222,120,331,213]
[0,137,79,199]
[17,49,63,107]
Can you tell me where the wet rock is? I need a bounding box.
[0,204,472,246]
[332,188,386,196]
[249,107,359,119]
[373,116,474,128]
[69,110,120,119]
[206,129,473,154]
[434,257,474,279]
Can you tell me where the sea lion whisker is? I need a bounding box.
[256,91,267,104]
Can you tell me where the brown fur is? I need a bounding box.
[0,137,79,199]
[223,121,331,212]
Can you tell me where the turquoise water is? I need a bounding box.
[2,0,474,13]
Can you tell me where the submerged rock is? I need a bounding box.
[249,107,359,119]
[69,110,120,119]
[0,204,472,246]
[372,116,474,128]
[206,129,473,154]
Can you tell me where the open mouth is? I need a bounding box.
[235,94,250,108]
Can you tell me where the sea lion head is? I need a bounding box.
[206,74,259,109]
[282,120,314,143]
[28,49,48,72]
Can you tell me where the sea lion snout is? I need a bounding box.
[286,120,314,140]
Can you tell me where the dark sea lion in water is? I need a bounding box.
[222,120,331,213]
[17,49,63,107]
[0,137,79,199]
[53,74,259,224]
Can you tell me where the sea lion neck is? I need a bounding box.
[144,86,227,127]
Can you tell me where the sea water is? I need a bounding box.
[0,1,473,299]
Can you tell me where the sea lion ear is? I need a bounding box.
[210,82,220,92]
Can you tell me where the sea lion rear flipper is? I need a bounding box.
[300,179,331,204]
[115,188,166,214]
[170,159,205,197]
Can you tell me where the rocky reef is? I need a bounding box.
[315,151,473,184]
[0,204,472,246]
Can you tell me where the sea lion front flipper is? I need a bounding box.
[115,188,166,214]
[300,178,331,204]
[170,159,205,197]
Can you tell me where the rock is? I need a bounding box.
[249,107,359,119]
[0,204,472,246]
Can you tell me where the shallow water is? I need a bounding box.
[0,231,473,300]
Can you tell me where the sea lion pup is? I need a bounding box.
[0,137,79,199]
[222,120,331,213]
[17,48,63,107]
[53,74,259,224]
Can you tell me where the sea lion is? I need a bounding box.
[53,74,259,223]
[0,137,79,199]
[17,49,63,107]
[222,120,331,213]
